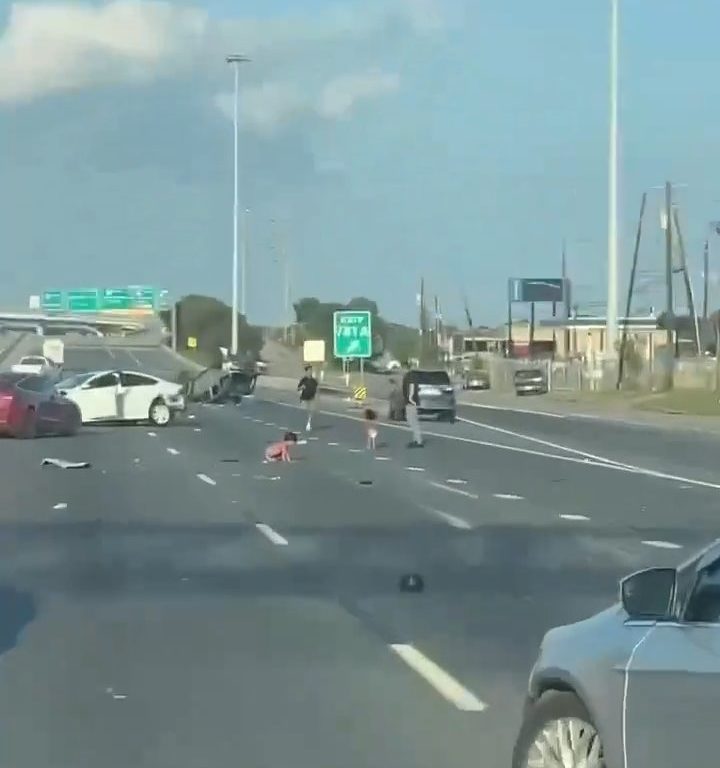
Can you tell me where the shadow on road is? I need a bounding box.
[0,586,36,656]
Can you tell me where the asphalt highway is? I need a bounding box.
[0,341,716,767]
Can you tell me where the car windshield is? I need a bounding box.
[56,372,94,389]
[515,369,543,380]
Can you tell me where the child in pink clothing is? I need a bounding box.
[265,431,298,462]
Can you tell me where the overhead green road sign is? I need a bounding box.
[41,291,63,311]
[333,310,372,358]
[102,288,132,310]
[67,289,99,312]
[131,286,156,309]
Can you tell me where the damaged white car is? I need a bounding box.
[56,370,186,426]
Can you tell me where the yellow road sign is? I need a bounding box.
[187,336,197,349]
[353,386,367,401]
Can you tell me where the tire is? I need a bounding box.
[445,410,456,424]
[18,408,37,439]
[148,399,171,427]
[512,691,604,768]
[65,406,82,436]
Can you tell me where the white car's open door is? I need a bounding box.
[72,372,120,421]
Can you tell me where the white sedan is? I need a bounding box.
[12,355,54,376]
[56,370,186,426]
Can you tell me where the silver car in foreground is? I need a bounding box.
[513,538,720,768]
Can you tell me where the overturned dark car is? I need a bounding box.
[186,369,258,405]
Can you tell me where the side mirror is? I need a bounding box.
[620,567,676,620]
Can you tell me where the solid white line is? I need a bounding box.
[196,473,216,486]
[427,508,473,530]
[642,540,683,550]
[256,523,289,546]
[429,481,479,500]
[493,493,524,500]
[267,399,720,491]
[459,401,566,419]
[390,644,486,712]
[458,415,628,468]
[166,448,180,456]
[560,513,590,521]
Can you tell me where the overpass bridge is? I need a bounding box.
[0,311,152,337]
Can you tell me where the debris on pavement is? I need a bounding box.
[399,574,424,593]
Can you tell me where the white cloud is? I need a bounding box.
[0,0,438,127]
[317,70,400,120]
[0,1,208,103]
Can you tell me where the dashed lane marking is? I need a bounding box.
[147,431,157,437]
[642,540,683,550]
[196,473,216,486]
[390,644,487,712]
[166,448,180,456]
[429,481,479,500]
[256,523,289,546]
[405,466,425,472]
[53,503,68,510]
[493,493,524,500]
[560,514,590,521]
[426,508,473,530]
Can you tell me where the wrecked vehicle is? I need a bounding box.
[186,369,258,405]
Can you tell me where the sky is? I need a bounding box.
[0,0,719,327]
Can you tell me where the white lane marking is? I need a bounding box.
[642,540,683,550]
[328,442,339,446]
[147,431,157,437]
[253,475,281,481]
[429,481,479,500]
[268,399,720,491]
[193,427,202,432]
[460,402,565,419]
[405,466,425,472]
[196,473,216,486]
[133,458,141,464]
[458,415,629,468]
[256,523,289,546]
[389,644,486,712]
[264,422,274,427]
[53,502,68,510]
[348,448,363,453]
[188,414,196,420]
[493,493,524,500]
[375,456,391,461]
[252,418,263,423]
[308,436,320,441]
[166,448,180,456]
[296,439,308,445]
[560,513,590,521]
[426,508,473,530]
[446,478,467,485]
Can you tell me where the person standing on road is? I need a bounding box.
[297,365,318,432]
[402,369,423,448]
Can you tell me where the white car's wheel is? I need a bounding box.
[149,399,171,426]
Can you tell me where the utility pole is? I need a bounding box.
[606,0,620,355]
[673,208,702,356]
[664,181,674,353]
[241,208,249,317]
[418,278,426,363]
[703,239,710,319]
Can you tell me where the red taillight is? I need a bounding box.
[0,391,15,423]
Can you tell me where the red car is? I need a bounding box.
[0,373,81,438]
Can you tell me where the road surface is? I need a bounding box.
[0,339,715,767]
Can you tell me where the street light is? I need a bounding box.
[606,0,619,355]
[225,54,251,356]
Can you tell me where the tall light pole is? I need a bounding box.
[606,0,620,355]
[226,54,250,356]
[241,207,249,317]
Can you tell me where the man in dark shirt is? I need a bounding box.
[297,366,318,432]
[401,369,423,447]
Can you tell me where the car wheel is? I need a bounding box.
[66,407,82,436]
[18,408,37,439]
[512,691,604,768]
[446,410,456,423]
[148,399,171,427]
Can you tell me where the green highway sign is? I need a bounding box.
[333,310,373,358]
[39,286,164,313]
[41,291,63,311]
[67,289,99,312]
[102,288,132,310]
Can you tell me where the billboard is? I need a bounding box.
[509,278,569,304]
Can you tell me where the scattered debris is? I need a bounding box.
[42,458,91,469]
[358,480,373,486]
[399,574,424,593]
[221,459,240,463]
[133,458,141,464]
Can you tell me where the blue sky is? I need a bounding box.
[0,0,718,326]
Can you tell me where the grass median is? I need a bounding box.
[550,388,720,417]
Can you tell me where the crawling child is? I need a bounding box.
[265,431,298,462]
